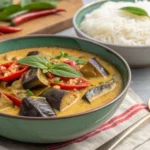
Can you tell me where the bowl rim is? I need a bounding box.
[73,0,150,48]
[0,35,131,120]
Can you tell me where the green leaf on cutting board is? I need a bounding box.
[0,0,60,20]
[0,5,22,20]
[20,0,60,10]
[7,10,29,20]
[22,3,55,10]
[0,0,13,10]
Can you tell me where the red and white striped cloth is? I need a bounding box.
[47,89,150,150]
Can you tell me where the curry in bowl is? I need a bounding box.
[0,47,123,117]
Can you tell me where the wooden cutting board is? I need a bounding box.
[0,0,82,40]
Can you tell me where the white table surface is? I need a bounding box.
[0,0,149,149]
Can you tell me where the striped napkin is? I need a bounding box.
[47,89,149,150]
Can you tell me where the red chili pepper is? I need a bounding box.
[64,60,76,69]
[11,8,66,26]
[0,32,3,35]
[51,78,90,90]
[3,93,22,107]
[0,62,29,82]
[0,26,22,33]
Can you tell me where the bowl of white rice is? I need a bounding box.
[73,0,150,67]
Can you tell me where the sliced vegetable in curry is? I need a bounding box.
[0,48,123,117]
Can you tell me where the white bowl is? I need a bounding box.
[73,0,150,68]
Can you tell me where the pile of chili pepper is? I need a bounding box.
[0,8,65,35]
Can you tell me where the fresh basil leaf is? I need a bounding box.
[43,69,49,73]
[47,63,54,71]
[63,52,69,57]
[0,5,22,20]
[43,0,59,8]
[21,0,59,7]
[21,0,32,7]
[52,55,61,59]
[23,2,54,10]
[51,63,82,78]
[52,51,67,59]
[67,55,87,65]
[120,6,149,17]
[60,51,65,57]
[26,89,34,96]
[18,55,83,78]
[0,0,12,10]
[21,0,59,10]
[52,51,87,65]
[60,51,69,57]
[7,10,29,20]
[18,56,48,69]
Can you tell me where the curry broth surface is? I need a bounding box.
[0,47,123,116]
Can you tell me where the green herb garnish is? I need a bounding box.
[18,55,82,78]
[0,0,60,20]
[21,0,59,11]
[53,51,68,59]
[120,6,149,18]
[26,89,34,96]
[99,82,105,86]
[53,77,60,83]
[0,5,22,20]
[0,0,12,10]
[52,51,87,65]
[7,9,29,20]
[68,55,87,65]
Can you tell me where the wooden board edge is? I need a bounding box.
[30,17,73,35]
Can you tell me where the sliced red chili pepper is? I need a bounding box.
[64,60,76,69]
[11,8,66,26]
[3,93,22,107]
[0,26,22,33]
[0,32,3,35]
[51,78,90,90]
[0,62,29,82]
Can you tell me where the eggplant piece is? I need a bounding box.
[82,80,116,103]
[22,68,48,89]
[40,88,78,111]
[80,57,109,77]
[27,51,39,56]
[19,96,56,117]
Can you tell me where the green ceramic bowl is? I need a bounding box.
[73,0,150,67]
[0,35,131,143]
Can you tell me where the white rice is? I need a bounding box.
[80,0,150,46]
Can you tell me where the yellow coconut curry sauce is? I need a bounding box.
[0,48,123,117]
